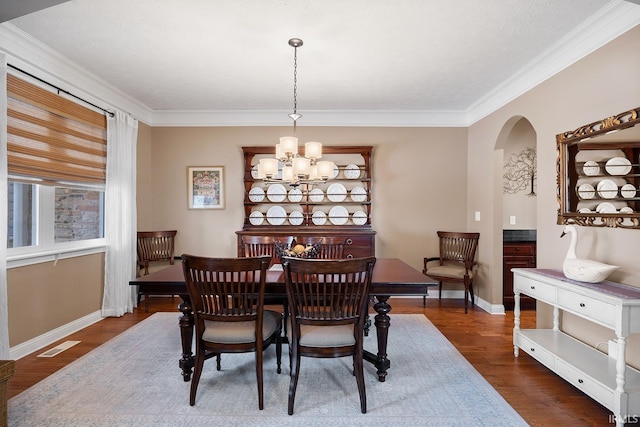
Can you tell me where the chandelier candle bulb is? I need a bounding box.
[305,142,322,160]
[292,157,311,176]
[280,136,298,156]
[259,158,279,178]
[309,165,320,180]
[282,166,294,182]
[317,161,335,179]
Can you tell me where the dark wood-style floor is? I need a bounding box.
[7,297,613,426]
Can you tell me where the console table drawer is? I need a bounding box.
[555,359,614,408]
[557,289,616,327]
[515,276,555,303]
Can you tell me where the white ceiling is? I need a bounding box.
[3,0,640,126]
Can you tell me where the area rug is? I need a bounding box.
[8,313,527,426]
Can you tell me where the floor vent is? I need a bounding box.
[37,341,81,358]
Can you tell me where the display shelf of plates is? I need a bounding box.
[571,149,640,216]
[558,136,640,227]
[557,107,640,229]
[241,146,373,229]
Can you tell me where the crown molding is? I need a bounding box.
[466,1,640,125]
[0,23,152,123]
[2,2,639,128]
[150,109,469,127]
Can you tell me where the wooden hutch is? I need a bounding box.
[236,146,375,259]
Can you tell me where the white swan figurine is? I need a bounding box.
[560,224,618,283]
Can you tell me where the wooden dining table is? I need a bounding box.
[129,257,437,382]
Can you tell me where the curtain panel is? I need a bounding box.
[102,111,138,317]
[0,55,9,358]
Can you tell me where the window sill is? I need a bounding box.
[7,241,107,269]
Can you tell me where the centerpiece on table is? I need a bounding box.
[274,239,322,262]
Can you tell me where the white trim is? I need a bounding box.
[7,244,106,268]
[0,23,151,123]
[150,109,470,128]
[466,1,640,125]
[2,3,640,128]
[422,291,506,315]
[9,310,103,360]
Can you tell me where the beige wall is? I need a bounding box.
[7,254,104,347]
[136,122,154,230]
[143,126,468,272]
[8,23,639,354]
[468,24,640,362]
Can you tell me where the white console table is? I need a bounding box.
[513,268,640,427]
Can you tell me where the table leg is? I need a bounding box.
[177,294,194,382]
[363,295,391,382]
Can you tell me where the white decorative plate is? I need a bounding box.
[266,183,287,202]
[249,211,264,226]
[578,208,592,214]
[332,164,339,179]
[251,165,260,179]
[597,179,617,199]
[289,210,304,226]
[288,188,303,203]
[350,186,367,202]
[248,186,265,202]
[309,188,324,202]
[596,202,616,213]
[266,205,286,225]
[620,206,634,214]
[344,164,361,179]
[328,205,348,225]
[577,183,595,200]
[582,160,600,176]
[605,157,632,176]
[621,184,636,199]
[352,210,367,225]
[327,183,347,202]
[312,210,327,226]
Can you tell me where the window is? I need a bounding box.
[6,73,107,264]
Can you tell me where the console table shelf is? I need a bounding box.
[513,268,640,427]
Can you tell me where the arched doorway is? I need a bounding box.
[494,116,537,310]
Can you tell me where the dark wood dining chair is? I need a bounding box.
[181,255,282,409]
[240,235,293,336]
[136,230,177,311]
[241,235,293,266]
[283,256,376,415]
[294,236,345,259]
[423,231,480,313]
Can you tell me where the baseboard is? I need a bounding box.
[399,291,507,315]
[9,310,103,360]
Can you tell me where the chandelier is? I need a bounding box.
[257,38,335,186]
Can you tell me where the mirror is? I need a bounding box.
[557,106,640,229]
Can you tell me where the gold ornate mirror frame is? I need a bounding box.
[557,106,640,229]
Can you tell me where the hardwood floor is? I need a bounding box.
[7,297,613,426]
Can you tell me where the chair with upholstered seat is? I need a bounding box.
[283,256,376,415]
[181,255,282,409]
[136,230,177,311]
[423,231,480,313]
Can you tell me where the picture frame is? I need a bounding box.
[187,166,225,209]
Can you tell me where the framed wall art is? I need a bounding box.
[187,166,225,209]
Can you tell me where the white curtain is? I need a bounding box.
[0,55,9,358]
[102,111,138,317]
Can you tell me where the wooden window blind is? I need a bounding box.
[7,74,107,186]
